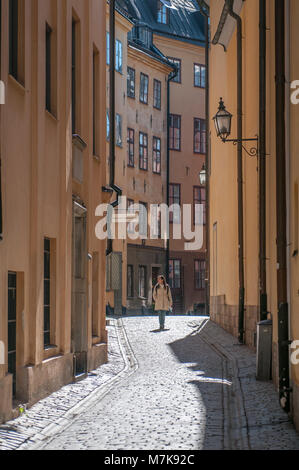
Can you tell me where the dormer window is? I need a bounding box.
[157,1,169,24]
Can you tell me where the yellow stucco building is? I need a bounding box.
[0,0,108,423]
[209,0,299,431]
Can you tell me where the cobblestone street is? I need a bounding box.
[1,316,299,451]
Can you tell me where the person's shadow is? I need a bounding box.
[150,329,171,333]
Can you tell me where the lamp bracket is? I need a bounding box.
[221,137,259,157]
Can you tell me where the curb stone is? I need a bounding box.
[0,318,137,451]
[22,318,138,450]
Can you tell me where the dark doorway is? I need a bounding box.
[71,201,88,378]
[8,272,17,398]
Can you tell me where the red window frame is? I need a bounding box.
[169,114,181,151]
[194,118,206,154]
[127,128,135,167]
[194,260,206,290]
[153,136,161,174]
[194,63,206,88]
[139,132,148,171]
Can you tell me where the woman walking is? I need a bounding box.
[153,275,173,330]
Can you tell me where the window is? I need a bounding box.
[116,114,122,146]
[169,260,181,289]
[153,137,161,174]
[72,18,81,134]
[44,238,51,348]
[153,79,161,110]
[45,24,52,112]
[169,184,181,223]
[93,46,99,155]
[195,260,206,290]
[139,202,148,237]
[151,205,161,239]
[127,265,134,298]
[106,32,110,65]
[9,0,25,84]
[127,199,135,234]
[169,114,181,151]
[140,73,149,104]
[194,63,206,88]
[127,67,135,98]
[116,39,122,73]
[127,128,135,167]
[139,132,148,170]
[194,186,206,225]
[157,1,169,24]
[194,118,206,154]
[167,58,181,83]
[139,266,147,298]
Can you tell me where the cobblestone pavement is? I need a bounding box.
[0,320,127,450]
[1,316,299,450]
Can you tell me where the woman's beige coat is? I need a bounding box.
[153,284,173,311]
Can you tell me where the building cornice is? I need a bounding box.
[128,44,174,74]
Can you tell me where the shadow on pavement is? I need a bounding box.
[167,319,230,450]
[150,329,171,334]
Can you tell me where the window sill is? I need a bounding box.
[93,154,101,163]
[45,109,58,122]
[8,74,26,94]
[43,345,59,361]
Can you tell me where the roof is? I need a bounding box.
[212,0,245,51]
[115,0,206,45]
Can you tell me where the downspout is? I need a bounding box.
[285,0,292,413]
[166,66,178,283]
[196,0,210,316]
[106,0,122,256]
[226,0,245,344]
[259,0,268,321]
[275,0,291,413]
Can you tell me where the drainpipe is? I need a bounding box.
[226,0,245,344]
[285,0,292,413]
[196,0,210,317]
[275,0,291,413]
[166,67,178,283]
[106,0,122,256]
[259,0,268,322]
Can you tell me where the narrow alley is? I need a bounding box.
[1,316,299,451]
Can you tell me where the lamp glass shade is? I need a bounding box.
[199,168,206,186]
[213,98,232,141]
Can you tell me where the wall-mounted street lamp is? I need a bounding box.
[213,98,259,157]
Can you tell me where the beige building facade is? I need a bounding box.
[105,4,172,316]
[106,0,207,316]
[0,0,108,423]
[209,0,299,431]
